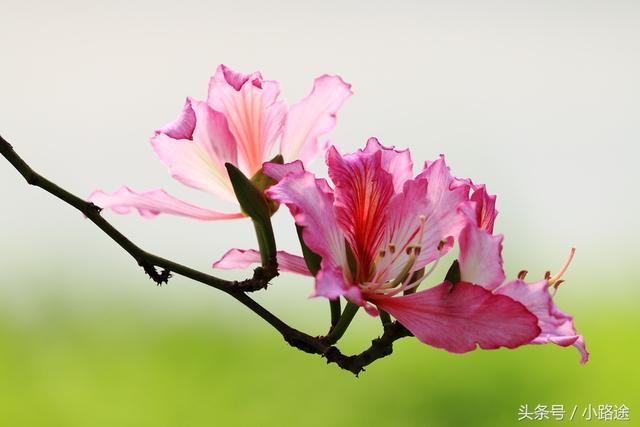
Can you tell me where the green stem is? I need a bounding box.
[253,218,277,267]
[330,299,342,327]
[324,301,359,345]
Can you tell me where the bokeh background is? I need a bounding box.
[1,1,638,426]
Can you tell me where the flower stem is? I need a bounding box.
[324,301,359,345]
[253,218,277,267]
[379,309,392,328]
[330,299,342,327]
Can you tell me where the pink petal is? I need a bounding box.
[151,98,238,202]
[313,263,378,315]
[411,156,470,268]
[266,171,348,272]
[216,64,260,91]
[212,248,311,276]
[458,184,498,233]
[280,75,352,165]
[327,146,396,280]
[362,137,413,192]
[370,282,541,353]
[375,177,433,282]
[262,160,305,182]
[314,263,362,301]
[496,279,589,363]
[88,186,244,220]
[208,65,287,175]
[157,97,196,140]
[458,223,505,290]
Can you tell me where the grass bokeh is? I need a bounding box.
[0,279,637,427]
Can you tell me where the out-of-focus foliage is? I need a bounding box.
[0,281,637,427]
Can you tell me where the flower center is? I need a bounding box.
[360,215,447,296]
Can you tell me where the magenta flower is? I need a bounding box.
[89,65,352,220]
[214,139,586,359]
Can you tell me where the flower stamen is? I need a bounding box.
[549,247,575,286]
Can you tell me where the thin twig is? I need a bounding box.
[0,134,410,375]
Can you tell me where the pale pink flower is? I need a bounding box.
[214,139,552,354]
[89,65,352,220]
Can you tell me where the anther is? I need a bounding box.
[437,240,446,251]
[517,270,528,280]
[379,250,386,258]
[388,244,396,254]
[544,271,551,280]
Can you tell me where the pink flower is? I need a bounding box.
[452,186,589,363]
[89,65,352,220]
[214,139,574,355]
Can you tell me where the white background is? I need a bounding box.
[1,0,638,320]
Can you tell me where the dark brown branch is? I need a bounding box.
[0,134,410,375]
[0,134,276,291]
[323,322,412,375]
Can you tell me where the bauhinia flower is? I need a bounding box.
[452,188,588,362]
[214,139,587,361]
[89,64,352,220]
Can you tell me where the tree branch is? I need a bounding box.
[0,134,411,375]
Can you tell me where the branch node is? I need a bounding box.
[87,201,103,214]
[232,261,279,292]
[139,260,172,285]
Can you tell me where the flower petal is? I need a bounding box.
[496,279,589,363]
[458,223,505,290]
[314,262,379,315]
[458,184,498,233]
[280,75,352,165]
[157,97,196,140]
[362,138,413,192]
[327,146,395,280]
[216,64,259,91]
[262,160,305,182]
[212,248,311,276]
[315,263,362,301]
[413,155,470,266]
[151,98,238,202]
[266,171,347,271]
[371,282,541,353]
[88,187,244,220]
[374,177,431,282]
[208,65,287,175]
[375,155,470,281]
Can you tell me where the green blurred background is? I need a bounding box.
[1,0,639,426]
[0,270,637,426]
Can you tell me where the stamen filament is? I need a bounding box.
[549,247,576,285]
[372,216,427,283]
[384,242,447,297]
[386,249,417,288]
